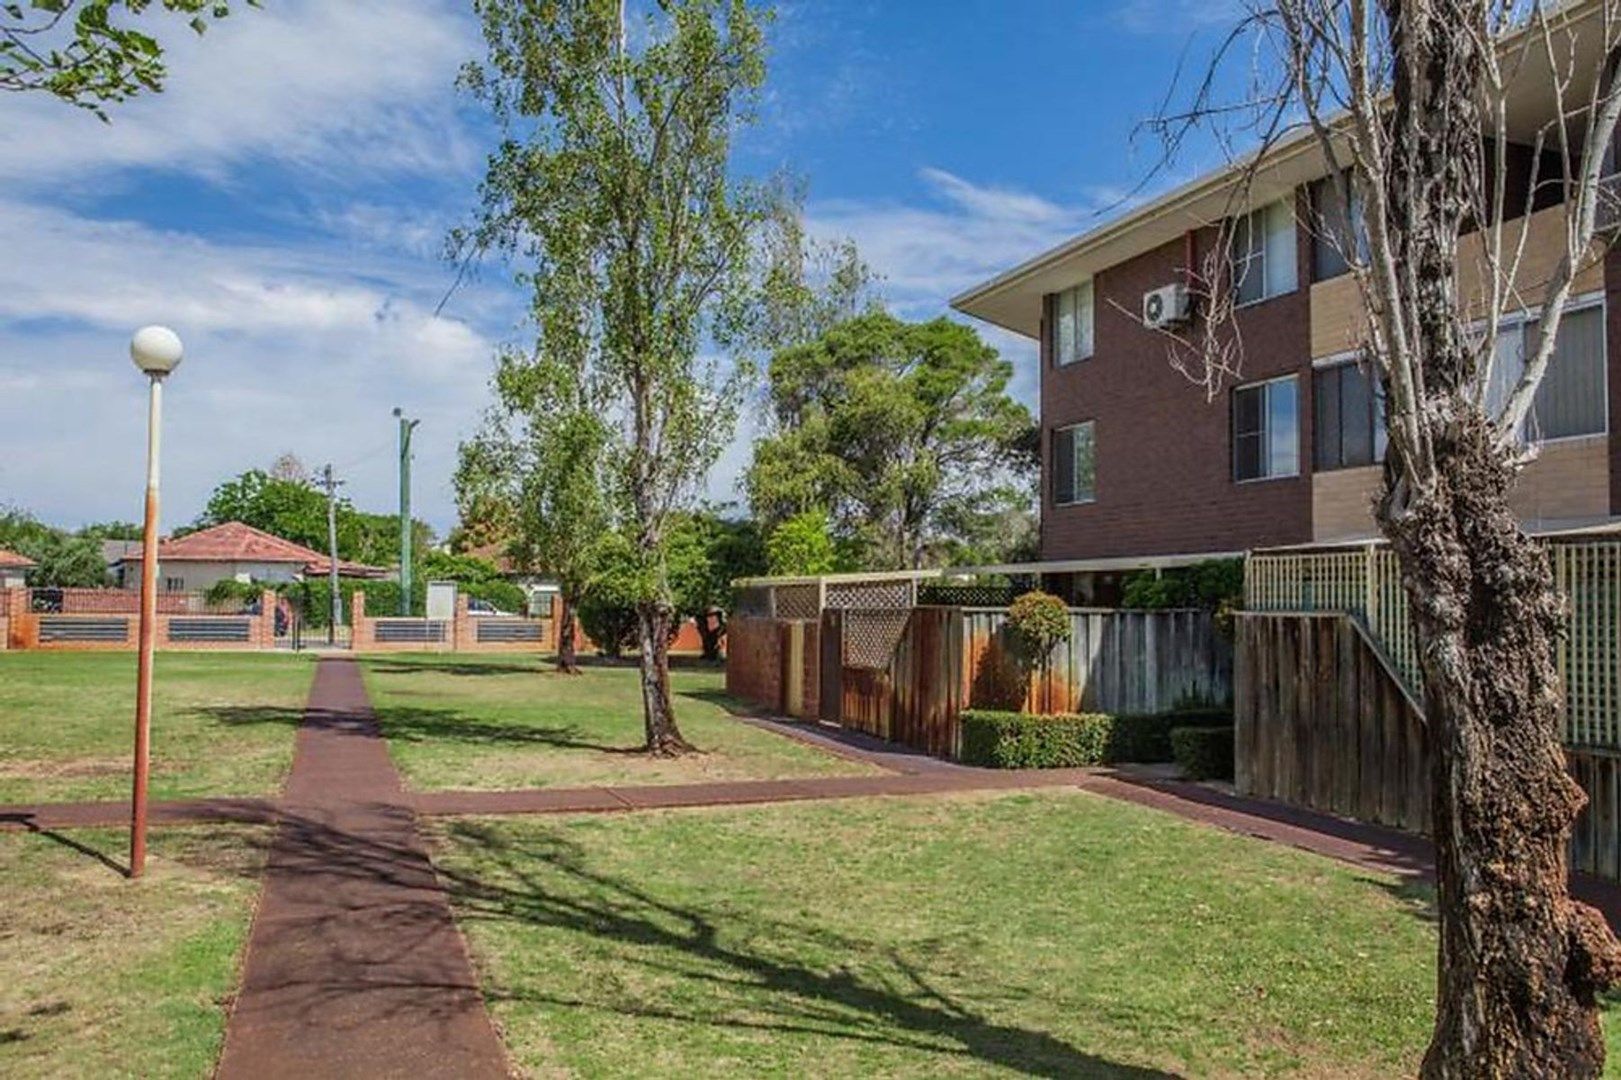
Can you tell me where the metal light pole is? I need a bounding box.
[320,464,344,646]
[128,325,184,879]
[393,408,420,616]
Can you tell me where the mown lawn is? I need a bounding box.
[0,652,314,805]
[359,654,877,791]
[0,825,268,1079]
[430,788,1621,1079]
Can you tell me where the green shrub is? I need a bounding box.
[1170,725,1235,781]
[960,709,1112,769]
[1006,590,1071,665]
[1105,708,1232,764]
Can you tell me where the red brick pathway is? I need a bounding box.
[213,656,508,1080]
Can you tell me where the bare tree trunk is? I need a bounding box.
[638,599,693,755]
[555,589,581,675]
[1383,426,1621,1079]
[1376,7,1621,1072]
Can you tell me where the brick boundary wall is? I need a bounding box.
[724,615,820,719]
[5,589,276,652]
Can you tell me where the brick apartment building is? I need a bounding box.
[951,0,1616,601]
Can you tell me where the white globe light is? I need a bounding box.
[130,325,184,377]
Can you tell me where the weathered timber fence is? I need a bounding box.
[1236,611,1621,879]
[1235,613,1429,833]
[1247,538,1621,748]
[963,608,1231,716]
[735,605,1232,759]
[823,607,964,758]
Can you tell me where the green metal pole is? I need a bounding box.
[394,409,419,616]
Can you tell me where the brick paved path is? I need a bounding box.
[213,657,508,1080]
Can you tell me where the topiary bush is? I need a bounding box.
[1005,590,1071,665]
[960,709,1113,769]
[1170,725,1235,781]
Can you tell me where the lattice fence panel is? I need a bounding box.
[1248,540,1621,749]
[841,609,910,670]
[733,585,772,618]
[773,583,822,621]
[918,583,1015,607]
[826,580,913,611]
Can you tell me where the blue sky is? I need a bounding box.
[0,0,1241,536]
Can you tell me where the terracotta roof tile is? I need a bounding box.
[118,522,384,577]
[0,547,36,570]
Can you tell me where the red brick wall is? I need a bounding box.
[1040,205,1315,560]
[725,615,783,712]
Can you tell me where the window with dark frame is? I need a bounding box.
[1231,200,1297,306]
[1048,282,1094,366]
[1232,376,1300,482]
[1052,421,1096,505]
[1313,361,1385,471]
[1309,176,1366,283]
[1486,302,1608,442]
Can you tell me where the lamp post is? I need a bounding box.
[129,325,183,879]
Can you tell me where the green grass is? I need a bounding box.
[0,825,268,1079]
[0,652,315,805]
[359,654,877,791]
[431,788,1621,1079]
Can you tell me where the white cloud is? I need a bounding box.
[0,198,503,532]
[807,167,1102,320]
[1114,0,1247,35]
[0,0,481,186]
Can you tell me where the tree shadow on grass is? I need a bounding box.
[0,815,126,877]
[441,823,1181,1077]
[374,706,644,755]
[219,810,1178,1079]
[362,655,723,679]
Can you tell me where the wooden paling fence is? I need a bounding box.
[1235,612,1430,833]
[1237,611,1621,879]
[962,608,1231,716]
[1247,539,1621,749]
[822,607,964,758]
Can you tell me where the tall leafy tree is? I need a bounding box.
[746,312,1037,569]
[0,508,107,587]
[456,349,612,674]
[197,468,430,569]
[2,1,253,115]
[665,507,764,660]
[460,0,773,753]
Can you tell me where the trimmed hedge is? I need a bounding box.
[1171,725,1235,781]
[960,710,1113,769]
[960,707,1235,769]
[1106,707,1232,764]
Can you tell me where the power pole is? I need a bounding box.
[318,464,344,645]
[393,408,421,616]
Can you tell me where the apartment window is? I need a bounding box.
[1314,360,1386,471]
[1309,176,1367,282]
[1053,421,1096,505]
[1232,199,1298,306]
[1051,281,1094,366]
[1233,375,1300,481]
[164,577,185,593]
[1485,302,1607,442]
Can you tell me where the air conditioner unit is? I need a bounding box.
[1142,283,1192,329]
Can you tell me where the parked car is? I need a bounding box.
[467,598,516,618]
